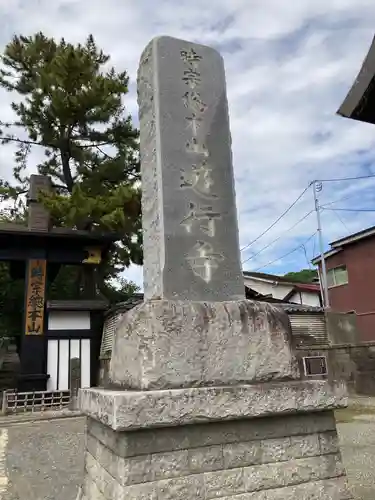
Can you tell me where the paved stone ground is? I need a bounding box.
[0,411,373,499]
[2,417,85,500]
[338,417,375,500]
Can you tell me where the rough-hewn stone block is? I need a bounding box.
[157,475,205,500]
[289,434,321,459]
[319,431,341,455]
[119,482,158,500]
[80,381,347,432]
[213,494,266,500]
[261,434,321,463]
[151,449,189,480]
[109,300,299,390]
[86,434,120,482]
[188,445,224,473]
[264,477,353,499]
[261,437,292,463]
[243,454,344,492]
[206,477,353,499]
[81,476,105,500]
[85,452,120,499]
[88,432,190,485]
[223,441,262,469]
[204,468,244,498]
[86,411,338,459]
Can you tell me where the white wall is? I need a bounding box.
[288,291,321,307]
[47,310,92,392]
[244,277,293,300]
[244,277,321,306]
[47,338,91,391]
[48,311,90,331]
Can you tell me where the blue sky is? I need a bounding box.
[1,1,375,289]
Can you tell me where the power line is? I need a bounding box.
[240,184,312,252]
[317,173,375,183]
[321,194,356,208]
[240,173,375,256]
[324,207,375,212]
[329,209,350,232]
[301,243,311,269]
[241,210,314,265]
[251,232,317,272]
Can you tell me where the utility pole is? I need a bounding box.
[313,181,330,308]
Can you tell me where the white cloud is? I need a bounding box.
[1,1,375,289]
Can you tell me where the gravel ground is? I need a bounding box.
[0,412,373,499]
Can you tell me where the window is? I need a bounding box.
[326,266,348,287]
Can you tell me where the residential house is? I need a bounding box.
[312,225,375,341]
[243,271,322,307]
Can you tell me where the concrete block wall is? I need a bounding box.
[296,343,375,395]
[349,344,375,394]
[79,412,351,500]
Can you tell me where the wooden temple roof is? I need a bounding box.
[337,35,375,125]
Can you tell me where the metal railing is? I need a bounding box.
[1,389,71,414]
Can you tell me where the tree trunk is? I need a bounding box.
[60,149,74,192]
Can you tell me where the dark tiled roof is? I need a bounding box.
[337,35,375,124]
[47,299,109,311]
[0,224,120,242]
[292,283,320,292]
[277,303,324,313]
[104,294,143,318]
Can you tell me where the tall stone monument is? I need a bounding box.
[77,37,352,500]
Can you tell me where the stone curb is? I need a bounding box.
[348,396,375,409]
[0,410,83,426]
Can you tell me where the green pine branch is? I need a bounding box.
[0,31,143,291]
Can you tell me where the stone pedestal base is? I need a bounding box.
[108,300,300,390]
[78,413,350,500]
[77,381,352,499]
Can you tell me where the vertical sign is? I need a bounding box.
[25,259,47,335]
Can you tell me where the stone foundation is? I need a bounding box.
[78,297,352,499]
[77,380,351,499]
[78,411,351,499]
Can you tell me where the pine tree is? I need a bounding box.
[0,32,142,286]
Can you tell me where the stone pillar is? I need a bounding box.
[27,174,51,232]
[69,357,81,410]
[77,37,352,499]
